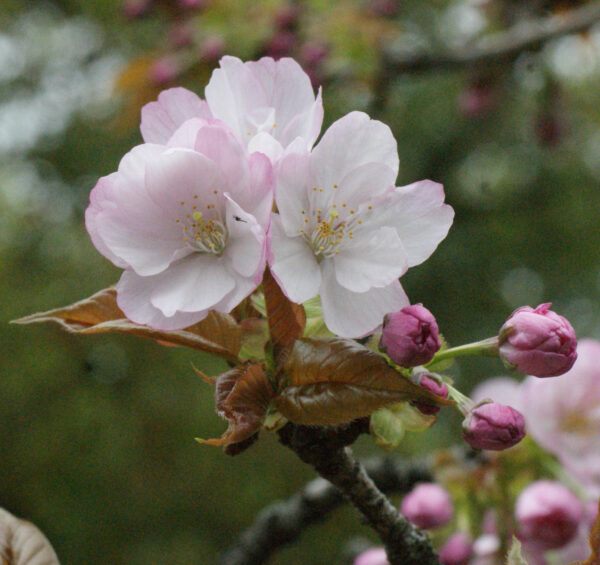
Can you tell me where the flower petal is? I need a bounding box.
[116,269,209,330]
[223,195,266,279]
[320,261,409,338]
[333,227,408,293]
[275,150,312,236]
[149,255,235,316]
[369,180,454,267]
[268,214,321,303]
[311,111,399,191]
[90,145,188,276]
[140,87,212,144]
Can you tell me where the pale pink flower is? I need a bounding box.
[522,339,600,495]
[86,120,273,330]
[471,376,523,413]
[269,111,454,338]
[140,56,323,162]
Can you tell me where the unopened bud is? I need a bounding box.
[149,58,180,86]
[400,483,454,529]
[412,372,448,415]
[462,402,525,451]
[498,303,577,377]
[439,532,473,565]
[201,35,225,62]
[380,304,440,367]
[516,480,583,550]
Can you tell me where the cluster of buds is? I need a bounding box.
[378,301,576,452]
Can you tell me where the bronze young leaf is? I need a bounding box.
[13,287,243,364]
[197,363,274,447]
[274,338,453,426]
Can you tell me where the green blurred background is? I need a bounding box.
[2,0,600,562]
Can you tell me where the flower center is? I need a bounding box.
[175,197,228,255]
[302,207,361,260]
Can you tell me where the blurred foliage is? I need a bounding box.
[2,0,600,563]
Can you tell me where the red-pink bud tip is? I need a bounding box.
[412,372,449,415]
[439,532,474,565]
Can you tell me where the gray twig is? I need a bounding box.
[218,451,433,565]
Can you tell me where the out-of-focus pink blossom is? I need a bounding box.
[201,35,225,62]
[522,339,600,496]
[177,0,208,9]
[269,112,454,338]
[400,483,454,529]
[274,4,301,30]
[149,58,180,86]
[264,31,297,59]
[515,480,583,550]
[470,376,523,412]
[121,0,152,19]
[353,547,388,565]
[301,42,329,66]
[380,304,440,367]
[439,532,473,565]
[498,303,577,377]
[86,120,273,330]
[412,372,448,415]
[462,402,525,451]
[169,23,194,48]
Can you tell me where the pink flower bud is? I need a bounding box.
[516,481,583,550]
[353,547,388,565]
[121,0,152,19]
[498,303,577,377]
[300,42,329,66]
[177,0,208,9]
[380,304,441,367]
[169,23,194,48]
[264,31,296,60]
[439,532,474,565]
[275,4,301,30]
[462,402,525,451]
[400,483,454,529]
[412,372,449,415]
[148,58,180,86]
[201,35,225,63]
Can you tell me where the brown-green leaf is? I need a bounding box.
[262,268,306,358]
[13,287,242,363]
[274,338,453,426]
[197,363,274,447]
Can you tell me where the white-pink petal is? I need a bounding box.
[268,214,321,304]
[311,111,399,191]
[224,195,265,278]
[333,227,408,293]
[140,87,212,144]
[319,261,409,338]
[149,254,234,316]
[117,269,209,330]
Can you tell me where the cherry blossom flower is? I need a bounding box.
[522,339,600,495]
[269,111,454,337]
[86,119,273,329]
[140,56,323,162]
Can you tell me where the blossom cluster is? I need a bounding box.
[86,56,454,338]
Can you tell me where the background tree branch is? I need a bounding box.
[218,453,433,565]
[275,421,440,565]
